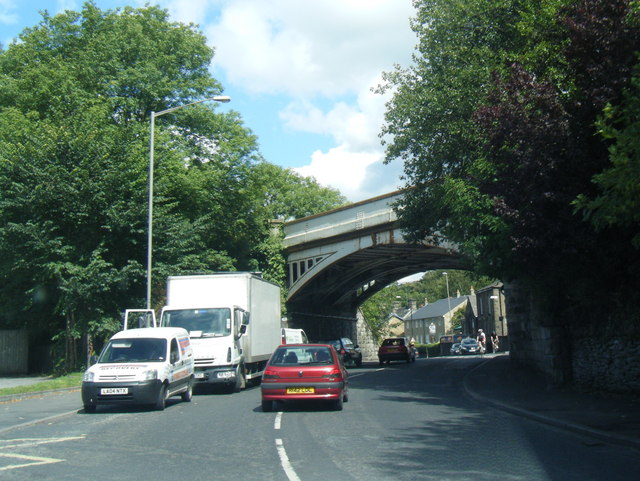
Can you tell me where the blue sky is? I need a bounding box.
[0,0,417,202]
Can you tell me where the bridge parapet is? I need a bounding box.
[283,190,403,250]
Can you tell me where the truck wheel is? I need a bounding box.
[155,384,167,411]
[233,365,246,393]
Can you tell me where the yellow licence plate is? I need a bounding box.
[286,387,315,394]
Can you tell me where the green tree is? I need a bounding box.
[0,2,349,371]
[380,0,640,334]
[0,3,248,369]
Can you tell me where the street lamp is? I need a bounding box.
[146,95,231,308]
[443,272,451,333]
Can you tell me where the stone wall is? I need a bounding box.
[356,309,379,361]
[505,281,571,385]
[505,281,640,393]
[572,337,640,393]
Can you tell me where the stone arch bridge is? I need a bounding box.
[283,190,468,343]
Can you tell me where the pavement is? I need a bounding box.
[0,355,638,451]
[464,354,640,451]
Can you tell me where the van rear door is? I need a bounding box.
[123,309,157,330]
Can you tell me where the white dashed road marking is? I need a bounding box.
[275,438,301,481]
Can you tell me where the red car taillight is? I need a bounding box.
[322,369,343,380]
[263,369,280,380]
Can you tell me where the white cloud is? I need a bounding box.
[206,0,415,97]
[287,75,404,200]
[161,0,416,201]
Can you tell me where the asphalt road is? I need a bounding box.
[1,356,639,480]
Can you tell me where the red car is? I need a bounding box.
[261,344,349,412]
[378,337,416,365]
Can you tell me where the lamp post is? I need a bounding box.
[443,272,451,334]
[146,95,231,309]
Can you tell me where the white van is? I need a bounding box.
[81,327,194,412]
[281,328,308,344]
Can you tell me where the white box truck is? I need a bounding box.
[159,272,281,392]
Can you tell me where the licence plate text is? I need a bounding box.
[100,387,128,395]
[286,387,314,394]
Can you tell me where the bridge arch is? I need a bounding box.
[283,190,468,340]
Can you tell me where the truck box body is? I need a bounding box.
[161,273,281,389]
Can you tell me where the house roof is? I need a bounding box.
[411,296,468,320]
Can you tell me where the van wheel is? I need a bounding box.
[181,381,193,402]
[155,384,167,411]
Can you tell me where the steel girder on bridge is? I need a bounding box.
[283,190,468,322]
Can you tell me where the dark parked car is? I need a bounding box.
[459,338,483,355]
[450,342,461,355]
[318,338,362,367]
[261,344,348,412]
[378,337,416,365]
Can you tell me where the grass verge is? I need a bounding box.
[0,372,83,396]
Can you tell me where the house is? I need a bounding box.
[405,296,468,344]
[463,282,508,344]
[384,313,406,337]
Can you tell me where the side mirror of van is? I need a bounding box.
[170,351,179,364]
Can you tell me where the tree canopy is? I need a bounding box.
[0,2,345,369]
[380,0,640,332]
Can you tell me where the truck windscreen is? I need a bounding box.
[162,308,232,337]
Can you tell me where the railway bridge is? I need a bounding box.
[282,190,468,342]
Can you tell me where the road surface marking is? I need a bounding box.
[274,411,282,430]
[275,438,301,481]
[0,436,85,472]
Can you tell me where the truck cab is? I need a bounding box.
[160,306,248,391]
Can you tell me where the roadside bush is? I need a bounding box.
[416,343,441,358]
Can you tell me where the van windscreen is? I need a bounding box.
[99,338,167,363]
